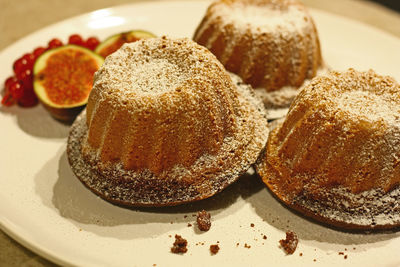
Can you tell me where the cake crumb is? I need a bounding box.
[344,255,348,259]
[171,235,188,254]
[210,244,220,255]
[338,252,344,255]
[187,223,192,227]
[279,231,298,255]
[263,235,267,240]
[197,210,211,231]
[313,259,316,262]
[250,223,255,227]
[299,253,303,256]
[236,242,239,247]
[244,243,251,249]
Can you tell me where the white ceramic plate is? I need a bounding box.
[1,1,400,266]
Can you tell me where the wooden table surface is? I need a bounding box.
[1,0,399,266]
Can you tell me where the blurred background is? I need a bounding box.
[0,0,400,51]
[371,0,399,11]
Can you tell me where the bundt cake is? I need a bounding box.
[256,69,400,230]
[193,0,324,113]
[67,36,269,207]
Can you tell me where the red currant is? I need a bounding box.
[1,92,15,106]
[16,69,33,88]
[18,89,38,107]
[33,47,46,60]
[84,37,100,50]
[48,38,63,49]
[22,53,35,71]
[13,57,28,75]
[4,76,18,90]
[68,34,84,46]
[9,81,24,100]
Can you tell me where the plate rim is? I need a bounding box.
[1,1,400,266]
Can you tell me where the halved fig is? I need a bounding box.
[95,30,156,58]
[33,45,104,122]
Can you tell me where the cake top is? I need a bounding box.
[208,0,311,32]
[92,36,233,101]
[296,68,400,126]
[337,90,399,124]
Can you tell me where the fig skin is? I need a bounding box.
[41,101,85,123]
[95,30,156,58]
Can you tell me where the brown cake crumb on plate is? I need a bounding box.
[279,231,298,255]
[171,235,188,254]
[197,210,211,231]
[210,244,220,255]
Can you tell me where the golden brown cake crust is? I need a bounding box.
[193,0,325,111]
[256,69,400,230]
[69,37,269,207]
[85,37,242,175]
[68,67,269,206]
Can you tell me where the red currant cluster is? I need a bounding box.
[1,34,100,107]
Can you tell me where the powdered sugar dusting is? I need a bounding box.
[337,90,400,125]
[215,1,309,33]
[254,67,329,119]
[92,36,229,103]
[68,71,269,206]
[294,186,400,228]
[120,58,182,94]
[256,69,400,229]
[193,0,324,105]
